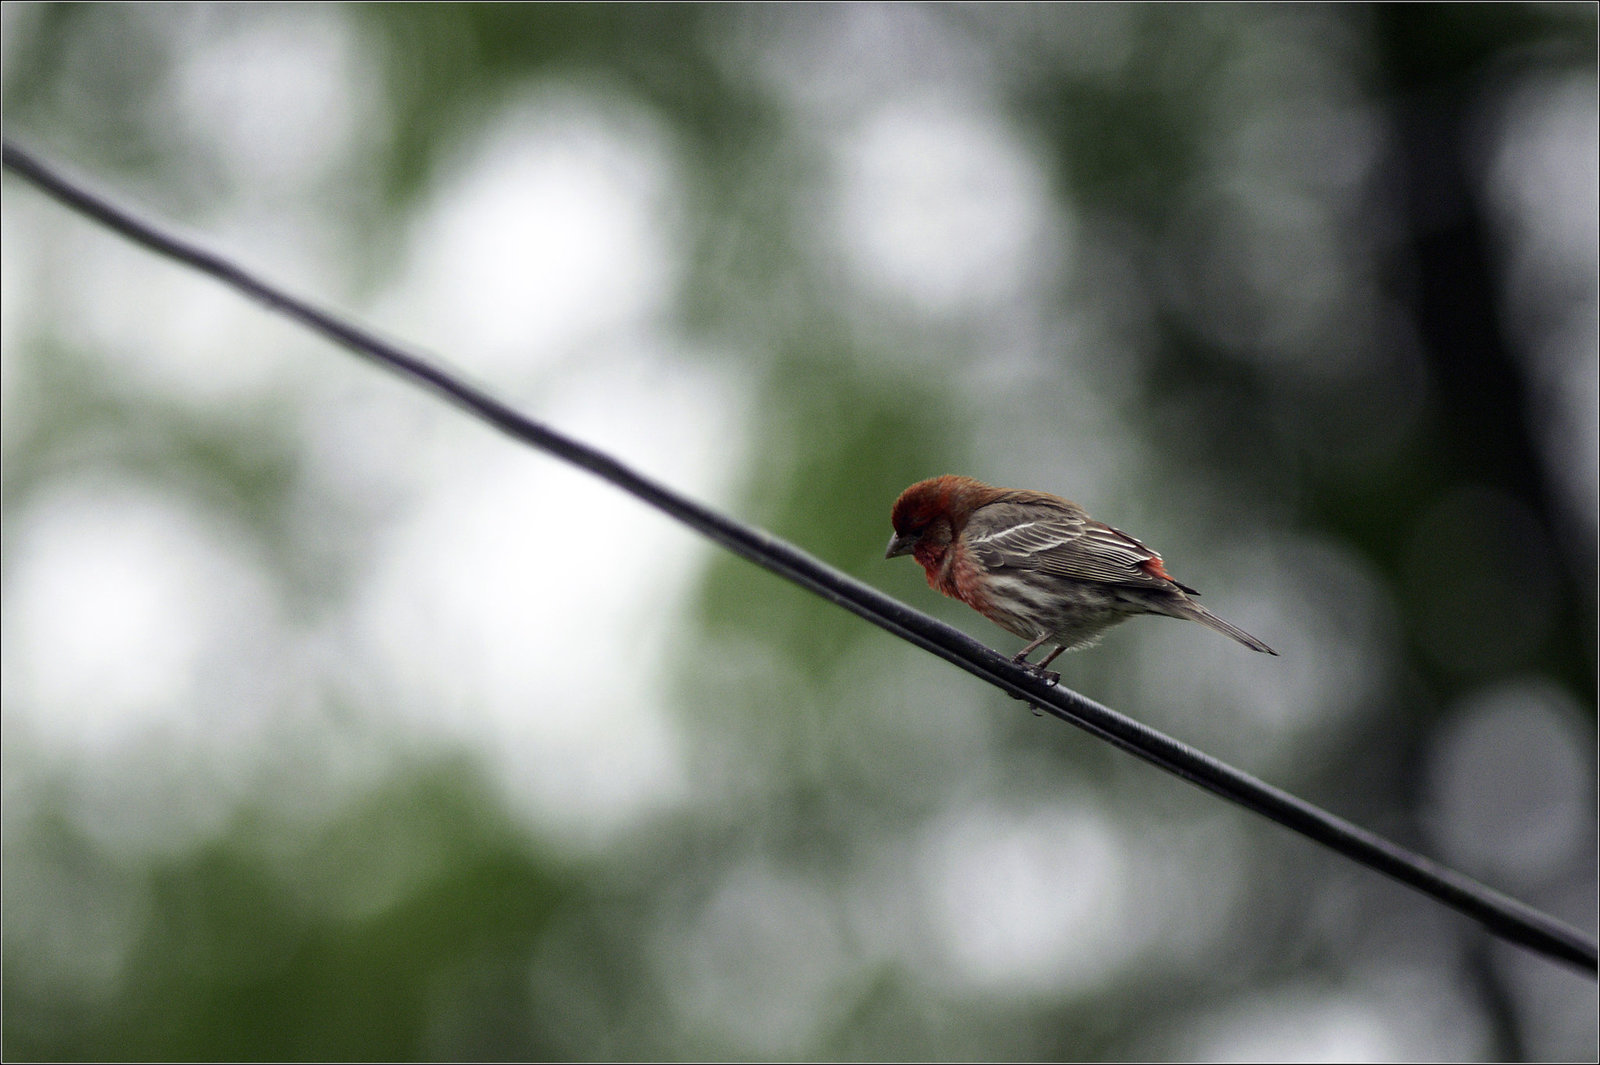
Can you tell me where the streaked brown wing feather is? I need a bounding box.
[965,500,1185,590]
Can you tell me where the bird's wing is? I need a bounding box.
[964,500,1198,593]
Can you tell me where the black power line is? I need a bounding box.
[5,139,1594,976]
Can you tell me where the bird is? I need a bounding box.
[886,475,1275,684]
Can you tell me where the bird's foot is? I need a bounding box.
[1006,654,1060,715]
[1009,651,1060,689]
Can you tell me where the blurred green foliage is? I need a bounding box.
[3,3,1595,1061]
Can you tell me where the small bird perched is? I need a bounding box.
[886,475,1275,683]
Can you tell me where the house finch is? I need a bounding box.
[886,475,1276,683]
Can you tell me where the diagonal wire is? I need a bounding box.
[4,139,1595,976]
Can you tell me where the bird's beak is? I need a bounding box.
[885,531,916,559]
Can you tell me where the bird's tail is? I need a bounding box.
[1173,600,1277,655]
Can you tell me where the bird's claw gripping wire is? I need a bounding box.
[1011,651,1060,690]
[1007,652,1061,714]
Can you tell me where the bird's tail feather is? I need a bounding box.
[1176,601,1277,655]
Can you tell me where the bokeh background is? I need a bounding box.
[3,3,1595,1060]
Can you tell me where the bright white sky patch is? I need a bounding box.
[1168,972,1489,1062]
[0,196,40,449]
[168,7,377,190]
[2,477,281,758]
[344,348,741,852]
[4,8,381,417]
[390,89,682,378]
[334,85,720,851]
[351,448,692,850]
[831,96,1062,317]
[918,798,1127,994]
[1,475,297,863]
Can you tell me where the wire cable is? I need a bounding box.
[5,139,1594,975]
